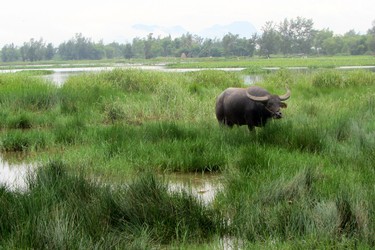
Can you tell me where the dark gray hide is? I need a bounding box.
[215,86,290,130]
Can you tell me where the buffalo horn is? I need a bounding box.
[246,92,270,102]
[279,89,291,101]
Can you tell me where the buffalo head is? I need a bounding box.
[246,88,290,119]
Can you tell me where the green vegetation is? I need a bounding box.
[1,65,375,248]
[169,55,375,71]
[2,17,375,62]
[0,160,219,248]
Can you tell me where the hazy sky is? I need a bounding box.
[1,0,374,46]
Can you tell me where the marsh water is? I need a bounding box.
[0,155,223,204]
[41,65,254,86]
[0,156,34,191]
[3,64,373,86]
[0,64,261,86]
[167,172,223,205]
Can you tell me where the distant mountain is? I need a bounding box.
[199,21,258,38]
[132,21,258,39]
[132,24,188,37]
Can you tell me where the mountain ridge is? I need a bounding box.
[132,21,258,39]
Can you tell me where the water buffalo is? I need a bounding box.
[215,86,291,130]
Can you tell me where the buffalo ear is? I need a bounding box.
[280,102,287,108]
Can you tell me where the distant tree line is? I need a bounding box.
[1,17,375,62]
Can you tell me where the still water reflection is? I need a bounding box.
[40,66,247,86]
[0,156,33,191]
[167,172,223,205]
[0,156,223,204]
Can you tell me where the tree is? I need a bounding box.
[291,17,314,54]
[278,18,293,54]
[245,34,258,57]
[367,20,375,53]
[123,43,133,59]
[143,33,154,59]
[222,33,240,57]
[322,36,344,55]
[1,43,20,62]
[258,21,280,57]
[58,33,104,60]
[278,17,314,55]
[342,30,367,55]
[173,33,202,57]
[20,38,47,61]
[313,28,334,55]
[45,43,55,60]
[161,36,173,57]
[131,38,144,58]
[368,20,375,35]
[4,16,375,60]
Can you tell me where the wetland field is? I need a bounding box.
[1,56,375,249]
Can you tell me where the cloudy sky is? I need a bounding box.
[1,0,374,46]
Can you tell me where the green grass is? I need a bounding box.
[168,55,375,71]
[1,64,375,248]
[0,160,220,248]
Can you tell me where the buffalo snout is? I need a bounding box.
[273,111,283,119]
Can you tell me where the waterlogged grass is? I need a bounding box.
[0,160,220,248]
[1,67,375,248]
[168,55,375,71]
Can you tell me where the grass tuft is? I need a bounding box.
[0,160,220,247]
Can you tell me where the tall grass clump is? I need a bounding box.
[0,160,221,248]
[312,69,375,88]
[344,69,375,86]
[187,70,243,90]
[0,129,50,152]
[93,122,227,172]
[263,68,295,86]
[251,119,325,153]
[6,111,33,129]
[0,74,58,111]
[59,73,115,115]
[312,69,343,87]
[53,115,87,145]
[223,166,374,247]
[99,68,169,93]
[108,172,220,244]
[102,97,127,124]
